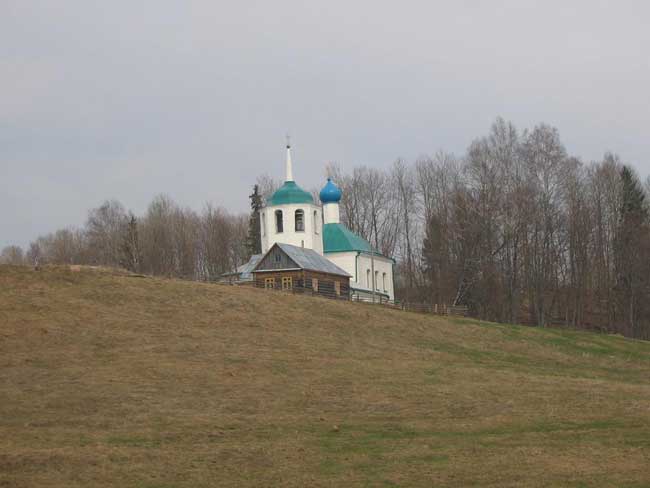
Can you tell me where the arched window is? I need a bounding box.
[366,269,371,288]
[261,212,266,236]
[313,210,319,234]
[295,209,304,232]
[375,271,379,290]
[382,272,387,292]
[275,210,283,233]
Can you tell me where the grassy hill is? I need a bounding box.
[1,265,650,487]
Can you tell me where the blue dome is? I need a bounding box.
[319,178,342,204]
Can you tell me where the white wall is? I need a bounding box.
[325,251,395,301]
[261,203,323,255]
[324,252,357,280]
[323,202,340,224]
[357,253,394,301]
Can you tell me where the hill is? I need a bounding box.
[1,265,650,487]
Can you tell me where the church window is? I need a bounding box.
[295,209,304,231]
[264,277,274,289]
[366,269,371,288]
[314,210,319,234]
[275,210,283,233]
[282,276,293,290]
[375,271,379,290]
[383,272,387,292]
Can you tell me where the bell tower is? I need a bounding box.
[259,141,324,255]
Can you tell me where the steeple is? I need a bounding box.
[260,136,323,256]
[268,137,313,206]
[285,135,293,182]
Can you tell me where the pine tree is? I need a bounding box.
[246,185,263,256]
[614,166,649,337]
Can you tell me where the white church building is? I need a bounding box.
[231,143,395,302]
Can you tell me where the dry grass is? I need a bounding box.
[1,265,650,487]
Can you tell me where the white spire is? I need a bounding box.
[285,135,293,181]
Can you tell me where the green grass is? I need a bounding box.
[1,264,650,487]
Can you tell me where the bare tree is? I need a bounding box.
[0,246,25,265]
[120,213,142,273]
[86,200,127,266]
[26,242,42,267]
[563,160,592,328]
[392,159,418,300]
[34,228,86,265]
[256,174,281,205]
[199,205,247,280]
[587,155,622,331]
[520,124,568,326]
[417,151,460,306]
[140,195,176,276]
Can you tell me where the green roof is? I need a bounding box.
[269,181,314,206]
[323,223,378,254]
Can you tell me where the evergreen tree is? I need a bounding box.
[614,166,650,337]
[246,185,263,256]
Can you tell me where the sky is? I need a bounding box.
[2,0,650,249]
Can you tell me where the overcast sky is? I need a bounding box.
[2,0,649,249]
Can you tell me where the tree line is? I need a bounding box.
[3,118,649,339]
[326,118,650,340]
[2,195,248,281]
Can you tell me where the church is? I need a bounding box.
[230,142,395,302]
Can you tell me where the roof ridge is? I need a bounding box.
[258,242,351,277]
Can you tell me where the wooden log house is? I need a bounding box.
[252,243,351,299]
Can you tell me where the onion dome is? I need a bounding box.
[319,178,342,204]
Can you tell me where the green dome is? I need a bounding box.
[269,181,314,206]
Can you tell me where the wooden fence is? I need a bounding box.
[397,302,469,317]
[222,280,469,318]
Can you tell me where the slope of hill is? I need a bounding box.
[1,265,649,487]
